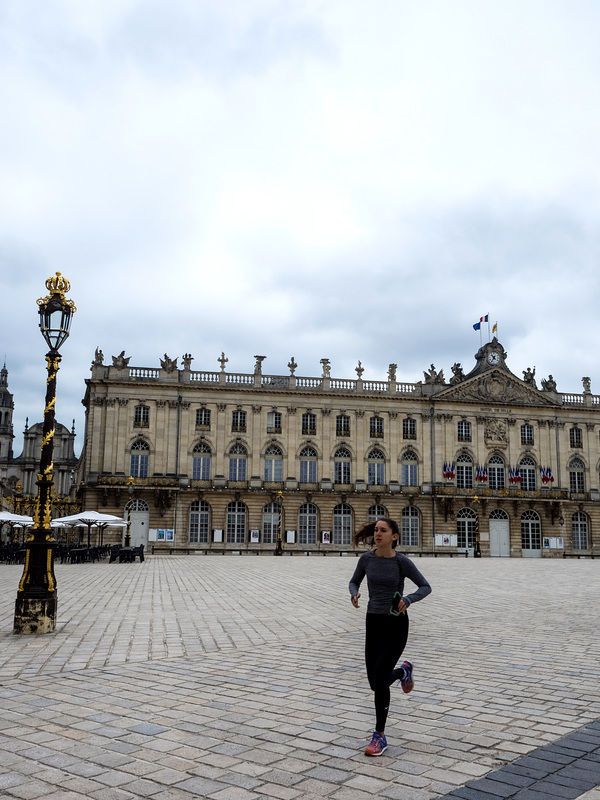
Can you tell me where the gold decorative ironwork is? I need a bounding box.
[37,272,77,312]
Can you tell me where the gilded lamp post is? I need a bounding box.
[13,273,76,635]
[275,490,283,556]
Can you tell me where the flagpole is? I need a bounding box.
[487,316,490,342]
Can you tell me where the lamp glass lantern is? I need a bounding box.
[38,295,74,352]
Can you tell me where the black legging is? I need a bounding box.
[365,612,409,732]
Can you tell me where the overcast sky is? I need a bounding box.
[2,0,600,458]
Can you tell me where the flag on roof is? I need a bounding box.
[492,321,498,334]
[473,314,489,331]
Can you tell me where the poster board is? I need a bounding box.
[435,534,457,547]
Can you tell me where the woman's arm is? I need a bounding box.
[349,556,367,607]
[400,556,432,607]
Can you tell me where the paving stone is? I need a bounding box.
[2,559,600,800]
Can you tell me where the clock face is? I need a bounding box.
[488,352,500,365]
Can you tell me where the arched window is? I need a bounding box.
[125,498,149,513]
[456,507,476,549]
[192,442,211,481]
[228,444,247,481]
[572,511,588,550]
[298,503,318,545]
[299,446,317,483]
[333,503,352,545]
[520,457,536,491]
[262,502,281,544]
[189,500,210,543]
[488,456,505,490]
[130,440,149,478]
[368,504,388,521]
[569,459,585,493]
[401,451,418,486]
[334,448,351,485]
[456,454,473,489]
[367,449,385,486]
[401,506,419,547]
[521,510,541,551]
[264,444,283,482]
[226,501,246,543]
[489,508,508,520]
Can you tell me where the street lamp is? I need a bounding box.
[125,477,135,547]
[13,273,76,635]
[274,490,283,556]
[473,495,482,558]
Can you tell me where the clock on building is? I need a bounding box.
[488,352,500,365]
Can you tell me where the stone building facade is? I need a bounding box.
[77,340,599,557]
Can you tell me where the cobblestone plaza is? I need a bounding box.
[0,556,599,799]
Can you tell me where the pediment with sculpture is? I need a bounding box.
[435,369,560,406]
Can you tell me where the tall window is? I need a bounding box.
[401,506,419,547]
[196,408,211,428]
[134,405,149,428]
[334,448,351,484]
[456,454,473,489]
[299,446,318,483]
[262,502,281,544]
[572,511,588,550]
[267,411,282,434]
[189,500,210,543]
[569,459,585,493]
[370,416,384,438]
[488,455,505,490]
[520,457,536,491]
[192,443,211,480]
[298,503,318,545]
[226,501,246,543]
[232,410,246,433]
[228,444,247,481]
[264,444,283,482]
[403,418,416,440]
[570,427,582,448]
[302,412,316,435]
[333,503,352,545]
[336,414,350,437]
[368,504,388,521]
[367,449,385,485]
[521,510,541,551]
[130,440,149,478]
[456,508,476,549]
[457,421,471,442]
[521,424,534,446]
[401,451,418,486]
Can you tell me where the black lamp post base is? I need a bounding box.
[13,595,57,635]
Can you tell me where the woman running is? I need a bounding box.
[349,517,431,756]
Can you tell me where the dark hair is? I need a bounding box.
[353,517,400,549]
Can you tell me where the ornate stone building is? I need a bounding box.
[77,340,598,557]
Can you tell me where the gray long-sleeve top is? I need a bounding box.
[349,551,432,614]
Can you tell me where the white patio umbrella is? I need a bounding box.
[52,511,127,546]
[0,512,34,544]
[0,512,34,525]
